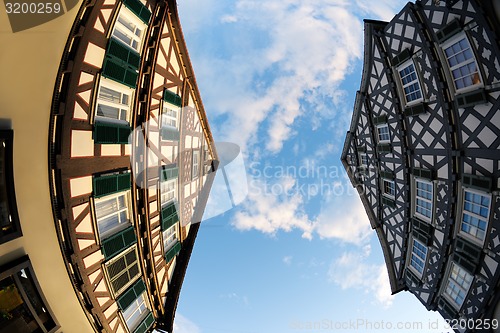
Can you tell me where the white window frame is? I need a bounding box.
[376,124,390,143]
[104,246,140,296]
[458,187,491,246]
[441,33,483,94]
[192,150,200,180]
[382,179,395,199]
[442,262,473,310]
[413,178,434,222]
[111,6,147,52]
[94,78,133,124]
[409,238,428,277]
[161,102,180,130]
[163,223,178,253]
[160,178,177,207]
[359,152,368,168]
[397,59,423,106]
[122,291,150,332]
[94,190,132,240]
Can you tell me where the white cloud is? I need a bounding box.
[313,192,372,245]
[283,255,293,266]
[173,313,201,333]
[328,251,394,307]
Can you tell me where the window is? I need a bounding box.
[442,35,481,92]
[415,179,433,221]
[443,262,473,309]
[376,124,390,143]
[160,178,176,207]
[398,61,423,104]
[192,150,200,180]
[94,191,131,240]
[0,256,58,333]
[163,223,178,253]
[105,246,140,296]
[111,7,146,52]
[410,238,428,276]
[0,130,21,244]
[382,179,395,199]
[161,105,179,129]
[123,292,149,332]
[460,189,490,243]
[95,79,133,124]
[359,153,368,167]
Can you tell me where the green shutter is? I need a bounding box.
[436,19,461,43]
[377,143,391,154]
[117,279,146,310]
[461,173,492,191]
[412,167,433,180]
[133,311,155,333]
[372,114,387,125]
[379,170,393,179]
[455,89,487,109]
[102,57,138,89]
[163,89,182,107]
[94,121,132,144]
[165,242,181,262]
[107,38,140,70]
[453,252,477,275]
[122,0,151,24]
[101,226,137,260]
[93,173,131,198]
[161,202,178,231]
[404,103,426,117]
[356,146,365,153]
[392,48,411,67]
[438,297,458,319]
[381,196,395,208]
[405,268,422,287]
[455,237,482,264]
[413,229,431,246]
[161,166,178,181]
[412,217,433,236]
[160,127,180,141]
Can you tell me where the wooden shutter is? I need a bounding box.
[382,196,395,208]
[107,38,140,70]
[413,229,431,246]
[455,237,482,264]
[160,127,180,141]
[436,19,461,43]
[93,121,132,144]
[117,278,146,310]
[165,242,181,263]
[461,173,492,191]
[377,143,391,154]
[455,89,487,109]
[122,0,151,23]
[372,114,387,125]
[412,217,433,237]
[379,170,393,179]
[405,268,422,287]
[163,89,182,107]
[161,202,178,231]
[93,173,131,198]
[438,297,458,319]
[133,312,155,333]
[403,103,426,117]
[392,48,411,67]
[161,166,179,181]
[101,226,137,260]
[412,167,434,180]
[453,252,477,275]
[102,57,139,89]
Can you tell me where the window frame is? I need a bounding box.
[440,32,483,95]
[111,6,147,53]
[382,178,395,199]
[0,256,60,333]
[192,150,200,180]
[161,102,180,130]
[442,261,474,310]
[413,177,434,223]
[0,130,22,244]
[122,291,150,332]
[376,123,390,143]
[458,187,491,246]
[162,222,179,254]
[160,177,177,208]
[104,246,141,297]
[396,59,424,106]
[359,152,368,168]
[408,237,428,278]
[93,78,134,125]
[93,190,132,241]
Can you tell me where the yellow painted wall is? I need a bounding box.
[0,4,95,333]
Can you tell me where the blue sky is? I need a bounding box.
[173,1,452,332]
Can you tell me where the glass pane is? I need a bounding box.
[97,104,120,120]
[99,86,122,104]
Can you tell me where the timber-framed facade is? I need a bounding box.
[47,0,218,332]
[341,0,500,330]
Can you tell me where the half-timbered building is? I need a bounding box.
[341,0,500,329]
[0,0,217,332]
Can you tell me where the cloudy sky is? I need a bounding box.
[173,1,451,332]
